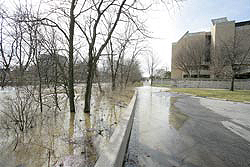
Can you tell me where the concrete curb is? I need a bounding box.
[94,90,137,167]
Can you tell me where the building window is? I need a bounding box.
[201,65,209,70]
[205,35,211,63]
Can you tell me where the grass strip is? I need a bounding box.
[152,83,172,87]
[169,88,250,103]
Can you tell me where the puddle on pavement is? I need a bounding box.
[0,84,133,167]
[124,87,189,167]
[169,96,189,130]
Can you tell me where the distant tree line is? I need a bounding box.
[0,0,178,113]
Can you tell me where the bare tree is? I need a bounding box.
[11,5,38,85]
[105,20,146,90]
[0,12,14,88]
[174,45,193,78]
[186,40,209,78]
[41,28,67,111]
[0,89,37,133]
[124,40,146,87]
[38,0,78,113]
[0,88,38,152]
[107,39,123,91]
[68,0,77,113]
[75,0,141,113]
[39,0,180,113]
[124,59,142,86]
[174,38,209,78]
[219,33,250,91]
[31,26,44,113]
[146,52,160,86]
[10,2,48,112]
[0,5,34,86]
[106,25,133,91]
[4,0,181,115]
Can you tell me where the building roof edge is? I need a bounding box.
[236,20,250,27]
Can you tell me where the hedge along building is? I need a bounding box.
[171,17,250,80]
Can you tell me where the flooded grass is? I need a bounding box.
[0,84,135,167]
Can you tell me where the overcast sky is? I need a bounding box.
[3,0,250,75]
[145,0,250,72]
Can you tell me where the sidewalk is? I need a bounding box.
[124,86,174,167]
[124,86,250,167]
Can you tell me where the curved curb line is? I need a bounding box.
[94,90,137,167]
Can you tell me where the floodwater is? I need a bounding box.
[124,86,250,167]
[0,84,133,167]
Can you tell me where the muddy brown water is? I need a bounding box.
[0,84,133,167]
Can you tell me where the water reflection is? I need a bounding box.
[69,112,75,155]
[83,113,97,166]
[13,116,54,167]
[107,104,119,137]
[169,97,189,130]
[0,85,133,167]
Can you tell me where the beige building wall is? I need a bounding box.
[235,24,250,64]
[171,31,210,79]
[210,18,235,78]
[171,17,250,80]
[171,43,183,79]
[234,24,250,76]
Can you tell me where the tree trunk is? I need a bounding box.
[68,0,76,113]
[84,60,95,113]
[38,76,43,113]
[124,61,133,88]
[197,66,200,78]
[124,73,129,88]
[120,60,124,89]
[0,71,6,89]
[111,74,116,91]
[150,66,153,86]
[54,82,60,110]
[36,62,43,113]
[230,71,235,91]
[95,69,103,93]
[54,60,60,111]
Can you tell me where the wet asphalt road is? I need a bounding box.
[124,86,250,167]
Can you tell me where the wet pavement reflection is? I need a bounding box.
[169,97,189,130]
[124,86,250,167]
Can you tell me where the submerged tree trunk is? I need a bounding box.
[84,60,95,113]
[38,75,43,113]
[83,0,126,113]
[36,57,43,113]
[68,0,76,113]
[150,66,153,86]
[0,71,7,89]
[53,60,60,111]
[54,82,60,110]
[120,58,124,89]
[95,69,103,93]
[111,74,116,91]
